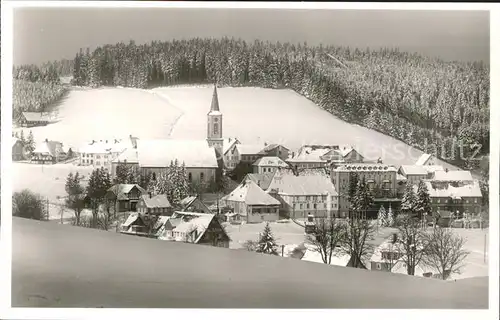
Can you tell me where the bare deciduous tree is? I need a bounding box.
[243,240,258,252]
[395,214,428,276]
[422,227,470,280]
[306,218,345,264]
[339,217,375,268]
[380,233,401,272]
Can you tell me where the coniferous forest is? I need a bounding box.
[13,38,489,171]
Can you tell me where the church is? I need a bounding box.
[111,85,234,185]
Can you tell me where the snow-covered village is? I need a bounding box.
[6,4,492,311]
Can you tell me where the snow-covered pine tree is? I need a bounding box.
[400,183,417,215]
[25,130,36,155]
[256,222,279,255]
[377,205,387,227]
[387,204,394,227]
[415,180,432,220]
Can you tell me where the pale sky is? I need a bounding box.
[13,8,490,65]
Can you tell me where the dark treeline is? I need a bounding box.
[14,38,489,170]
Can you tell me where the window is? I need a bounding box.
[376,263,382,270]
[188,172,192,182]
[437,199,440,204]
[313,204,317,209]
[306,204,310,209]
[474,198,478,204]
[214,123,219,135]
[152,172,156,181]
[300,204,303,209]
[200,172,205,182]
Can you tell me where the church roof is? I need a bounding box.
[208,85,220,115]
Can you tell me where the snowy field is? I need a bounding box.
[450,228,489,280]
[13,85,464,170]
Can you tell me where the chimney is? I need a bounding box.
[228,138,232,143]
[45,138,48,143]
[149,192,152,198]
[445,168,449,173]
[106,140,108,144]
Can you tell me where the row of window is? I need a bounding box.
[261,167,275,173]
[288,195,335,202]
[293,203,336,210]
[434,198,478,204]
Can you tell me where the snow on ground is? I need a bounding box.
[13,86,464,169]
[224,220,306,250]
[12,162,94,202]
[449,228,489,280]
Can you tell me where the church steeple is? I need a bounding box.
[207,84,223,156]
[209,84,220,113]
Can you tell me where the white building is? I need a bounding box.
[252,156,289,174]
[79,138,131,170]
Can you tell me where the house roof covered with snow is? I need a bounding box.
[253,156,289,168]
[400,165,428,176]
[236,144,266,155]
[423,165,444,174]
[396,173,407,181]
[288,145,335,163]
[113,147,139,163]
[22,112,51,122]
[108,184,146,200]
[333,163,398,173]
[424,180,482,199]
[257,143,290,155]
[415,153,434,166]
[223,180,281,206]
[122,213,144,228]
[244,173,275,191]
[267,171,338,196]
[432,170,473,182]
[168,212,219,243]
[79,139,129,154]
[223,137,240,155]
[141,194,171,209]
[137,139,218,168]
[32,140,63,157]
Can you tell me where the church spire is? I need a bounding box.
[210,83,220,113]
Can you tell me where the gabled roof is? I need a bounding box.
[258,143,290,155]
[400,165,428,176]
[396,173,407,181]
[122,213,144,228]
[22,112,51,122]
[137,139,218,168]
[223,137,240,155]
[423,165,444,174]
[288,145,334,163]
[267,171,338,196]
[253,156,289,168]
[168,212,221,243]
[244,173,275,191]
[179,195,212,213]
[108,184,146,200]
[79,139,128,154]
[236,144,266,155]
[141,194,171,208]
[416,153,433,166]
[223,180,281,206]
[32,140,63,157]
[432,170,473,182]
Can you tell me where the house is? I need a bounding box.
[421,178,482,215]
[120,213,151,237]
[415,153,437,166]
[266,169,339,219]
[180,195,212,214]
[30,139,65,164]
[432,170,473,182]
[105,184,146,213]
[79,138,131,170]
[12,138,24,161]
[137,193,172,216]
[226,143,267,167]
[287,144,364,171]
[222,137,241,169]
[398,165,444,185]
[243,172,275,191]
[134,139,219,185]
[220,179,281,223]
[258,143,290,161]
[158,211,230,248]
[331,163,398,217]
[20,112,51,127]
[252,156,289,174]
[398,165,430,185]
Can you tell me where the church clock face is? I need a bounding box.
[214,118,219,123]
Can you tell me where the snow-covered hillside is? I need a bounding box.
[14,85,461,169]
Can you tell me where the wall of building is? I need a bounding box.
[247,205,280,223]
[253,165,281,175]
[431,197,482,214]
[141,167,216,184]
[332,170,397,216]
[273,193,338,219]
